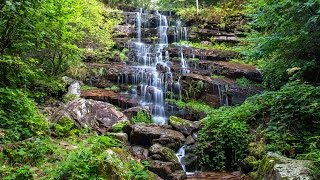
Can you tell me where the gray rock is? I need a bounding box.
[149,144,179,163]
[185,135,195,145]
[148,160,183,180]
[169,116,200,136]
[129,124,186,148]
[50,98,127,131]
[130,145,149,160]
[266,152,312,180]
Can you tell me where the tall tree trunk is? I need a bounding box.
[196,0,199,15]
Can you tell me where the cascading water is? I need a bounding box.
[217,84,229,106]
[120,10,174,125]
[120,9,197,175]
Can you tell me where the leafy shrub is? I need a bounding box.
[0,88,47,144]
[50,117,78,138]
[236,77,253,88]
[131,111,153,124]
[197,113,252,170]
[0,56,67,102]
[0,165,34,180]
[112,121,130,133]
[167,99,213,114]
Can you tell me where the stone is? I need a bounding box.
[50,98,127,131]
[67,81,81,97]
[108,133,128,143]
[149,144,179,163]
[167,170,187,180]
[102,147,159,180]
[81,89,139,108]
[148,160,183,180]
[185,135,195,145]
[129,124,186,148]
[152,137,182,151]
[265,152,312,180]
[169,116,200,136]
[129,145,149,160]
[122,106,151,121]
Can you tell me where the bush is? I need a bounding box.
[0,88,47,144]
[197,81,320,170]
[131,111,153,124]
[197,111,252,170]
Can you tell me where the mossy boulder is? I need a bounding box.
[100,147,157,180]
[149,143,179,163]
[169,116,200,136]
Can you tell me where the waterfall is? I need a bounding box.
[180,52,190,74]
[121,10,173,125]
[176,145,196,176]
[217,84,229,106]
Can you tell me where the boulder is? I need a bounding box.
[102,147,159,180]
[169,116,200,136]
[129,145,149,160]
[185,136,195,145]
[148,160,184,180]
[67,81,81,97]
[167,170,187,180]
[129,124,186,148]
[265,152,312,180]
[149,144,179,163]
[50,98,127,131]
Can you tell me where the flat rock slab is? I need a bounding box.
[130,124,186,148]
[187,171,250,180]
[81,89,139,108]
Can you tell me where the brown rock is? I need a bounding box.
[129,124,186,148]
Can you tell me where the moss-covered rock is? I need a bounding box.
[169,116,199,136]
[149,143,179,163]
[101,147,157,180]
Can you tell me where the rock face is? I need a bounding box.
[81,89,139,109]
[265,152,312,180]
[149,144,179,163]
[148,160,184,180]
[51,98,127,131]
[129,124,186,149]
[130,145,149,160]
[169,116,200,136]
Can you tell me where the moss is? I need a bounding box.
[112,121,130,133]
[169,116,191,126]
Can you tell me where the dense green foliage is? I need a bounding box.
[0,133,152,179]
[197,82,320,173]
[244,0,320,89]
[197,115,251,170]
[131,111,153,124]
[0,88,47,144]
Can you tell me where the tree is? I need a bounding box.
[244,0,320,88]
